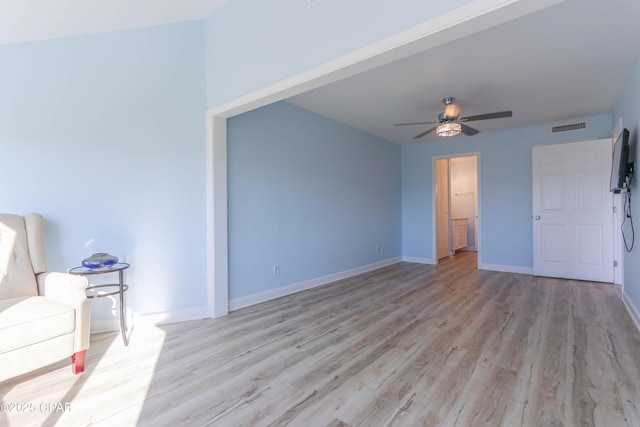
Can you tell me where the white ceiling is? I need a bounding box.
[2,0,639,145]
[289,0,640,144]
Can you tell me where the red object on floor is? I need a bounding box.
[72,350,86,374]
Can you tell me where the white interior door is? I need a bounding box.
[532,138,614,282]
[436,159,450,260]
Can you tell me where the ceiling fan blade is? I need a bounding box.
[459,110,512,122]
[395,121,438,126]
[413,127,438,139]
[460,124,479,136]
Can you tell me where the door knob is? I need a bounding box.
[535,215,541,220]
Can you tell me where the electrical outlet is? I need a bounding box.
[273,265,280,276]
[380,246,384,254]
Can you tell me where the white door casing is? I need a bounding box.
[532,139,614,282]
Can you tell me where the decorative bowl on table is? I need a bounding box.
[82,252,118,269]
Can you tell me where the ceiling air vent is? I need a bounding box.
[552,122,586,133]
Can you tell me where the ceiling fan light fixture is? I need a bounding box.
[436,122,462,137]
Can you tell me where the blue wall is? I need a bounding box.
[402,114,613,268]
[614,52,640,309]
[0,22,208,317]
[204,0,472,108]
[0,6,633,320]
[227,101,401,299]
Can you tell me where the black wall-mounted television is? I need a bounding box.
[610,128,631,193]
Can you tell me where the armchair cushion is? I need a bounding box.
[0,296,75,353]
[0,214,39,299]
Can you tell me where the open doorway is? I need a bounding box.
[434,154,479,263]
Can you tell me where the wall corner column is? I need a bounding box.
[206,112,229,317]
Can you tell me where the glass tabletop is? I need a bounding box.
[68,262,130,275]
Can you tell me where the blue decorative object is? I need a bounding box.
[82,253,118,269]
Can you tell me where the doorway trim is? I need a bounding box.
[205,1,565,317]
[432,152,481,265]
[612,119,625,288]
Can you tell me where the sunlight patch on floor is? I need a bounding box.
[1,314,168,426]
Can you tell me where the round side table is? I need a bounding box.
[69,263,130,346]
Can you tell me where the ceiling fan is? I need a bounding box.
[395,97,512,139]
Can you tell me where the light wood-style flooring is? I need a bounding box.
[3,252,640,426]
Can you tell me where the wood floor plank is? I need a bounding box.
[3,252,640,426]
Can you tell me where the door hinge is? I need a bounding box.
[614,260,618,268]
[613,206,617,213]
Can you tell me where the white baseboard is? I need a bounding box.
[478,263,533,275]
[138,306,211,325]
[91,318,122,334]
[402,256,436,265]
[623,291,640,334]
[90,305,210,334]
[229,257,403,311]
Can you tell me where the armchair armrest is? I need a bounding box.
[36,272,91,352]
[37,272,88,303]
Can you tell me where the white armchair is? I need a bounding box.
[0,213,90,381]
